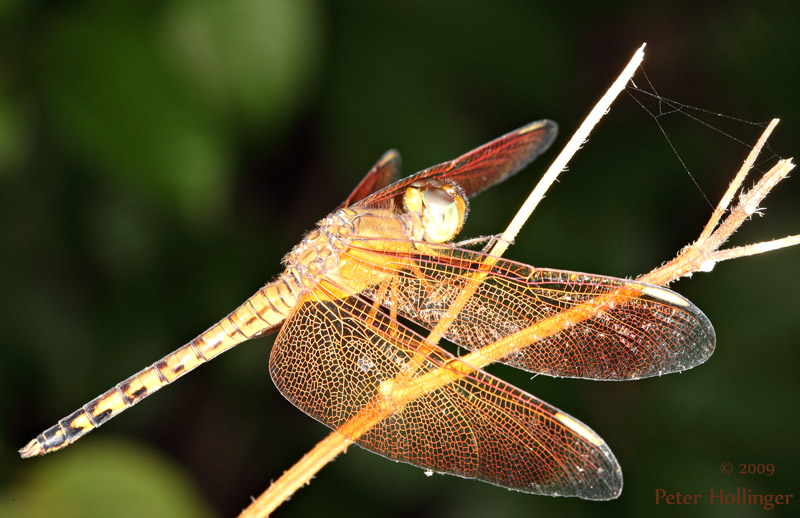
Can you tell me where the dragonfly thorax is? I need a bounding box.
[283,200,452,300]
[285,178,471,294]
[284,209,358,289]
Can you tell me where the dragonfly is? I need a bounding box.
[21,119,715,500]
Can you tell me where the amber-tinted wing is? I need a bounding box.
[354,120,557,210]
[349,241,715,380]
[340,149,402,208]
[270,292,622,499]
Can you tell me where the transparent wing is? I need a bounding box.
[349,240,715,380]
[354,120,557,210]
[341,149,402,208]
[270,291,622,499]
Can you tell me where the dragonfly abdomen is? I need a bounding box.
[19,280,294,458]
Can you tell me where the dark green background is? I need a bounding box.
[2,1,798,517]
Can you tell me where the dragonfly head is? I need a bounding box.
[403,179,469,243]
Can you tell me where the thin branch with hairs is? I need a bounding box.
[239,44,797,517]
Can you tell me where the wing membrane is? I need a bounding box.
[355,120,557,210]
[341,149,402,208]
[270,292,622,499]
[349,240,715,380]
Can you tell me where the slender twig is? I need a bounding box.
[239,48,797,518]
[491,43,647,259]
[643,143,796,287]
[697,118,780,243]
[239,43,647,518]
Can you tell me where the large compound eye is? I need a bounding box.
[403,179,468,243]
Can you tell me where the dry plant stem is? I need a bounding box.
[240,43,646,518]
[240,53,798,518]
[247,432,352,516]
[491,43,647,260]
[696,118,780,243]
[426,43,647,348]
[643,149,796,287]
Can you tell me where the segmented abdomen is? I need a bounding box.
[20,277,298,457]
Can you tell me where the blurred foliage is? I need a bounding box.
[1,440,213,518]
[2,1,799,518]
[27,0,321,222]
